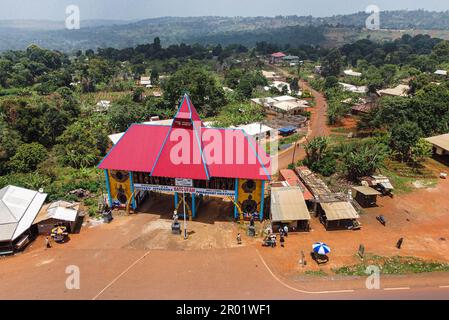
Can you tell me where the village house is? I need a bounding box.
[251,95,309,116]
[339,82,368,94]
[425,133,449,158]
[269,52,286,64]
[282,55,300,66]
[262,70,285,82]
[343,69,362,77]
[377,84,410,97]
[434,69,448,76]
[139,76,152,87]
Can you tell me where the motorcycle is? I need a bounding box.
[262,235,277,248]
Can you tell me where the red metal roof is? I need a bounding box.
[271,52,286,58]
[279,169,313,200]
[99,94,271,181]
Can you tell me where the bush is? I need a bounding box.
[8,142,48,173]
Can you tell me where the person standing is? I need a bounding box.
[45,237,52,249]
[280,233,285,248]
[237,233,242,245]
[283,225,289,237]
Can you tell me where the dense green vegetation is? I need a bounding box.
[4,11,449,52]
[0,37,279,203]
[1,21,449,204]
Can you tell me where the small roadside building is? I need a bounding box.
[270,187,311,232]
[352,186,381,208]
[33,201,81,235]
[0,186,47,255]
[425,133,449,157]
[319,202,360,230]
[295,166,361,230]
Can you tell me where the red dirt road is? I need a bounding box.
[274,70,330,170]
[1,178,449,301]
[1,242,448,300]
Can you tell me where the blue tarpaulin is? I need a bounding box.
[279,126,297,135]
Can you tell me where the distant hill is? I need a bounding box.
[2,10,449,52]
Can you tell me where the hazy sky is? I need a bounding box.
[0,0,448,20]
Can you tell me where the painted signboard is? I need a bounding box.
[175,178,193,187]
[134,184,235,197]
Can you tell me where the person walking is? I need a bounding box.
[45,237,52,249]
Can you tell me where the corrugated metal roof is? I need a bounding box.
[271,187,311,222]
[0,186,47,242]
[279,169,314,201]
[425,133,449,152]
[352,186,381,196]
[34,201,80,224]
[320,202,359,221]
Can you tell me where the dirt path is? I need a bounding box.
[270,66,330,171]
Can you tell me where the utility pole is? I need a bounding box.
[183,192,188,240]
[291,142,298,167]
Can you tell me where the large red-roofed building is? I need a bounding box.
[99,94,271,220]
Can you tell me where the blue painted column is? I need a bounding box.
[259,181,265,221]
[192,194,196,219]
[174,192,179,209]
[129,172,137,210]
[234,178,239,219]
[104,170,113,208]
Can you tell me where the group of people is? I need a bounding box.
[261,224,289,248]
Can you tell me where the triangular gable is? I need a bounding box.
[173,94,203,126]
[151,94,209,180]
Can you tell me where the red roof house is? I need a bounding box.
[99,94,271,181]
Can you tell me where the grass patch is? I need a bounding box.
[331,127,352,134]
[381,160,438,194]
[304,270,328,277]
[334,255,449,276]
[279,133,304,146]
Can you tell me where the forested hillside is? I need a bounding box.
[3,10,449,52]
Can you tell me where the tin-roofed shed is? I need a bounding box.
[270,187,311,232]
[352,186,381,208]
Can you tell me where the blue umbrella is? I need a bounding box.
[313,242,331,255]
